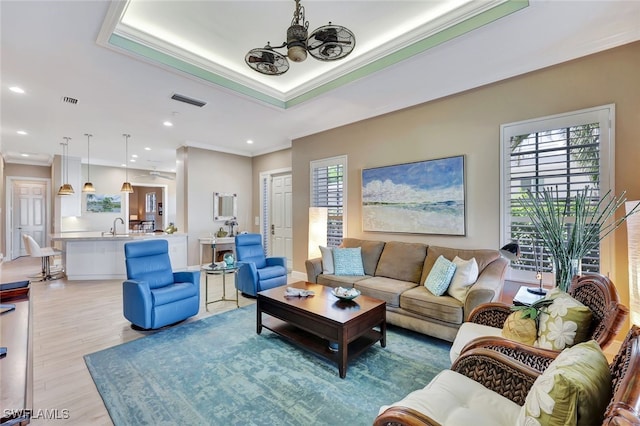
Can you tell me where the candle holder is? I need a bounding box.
[527,241,547,295]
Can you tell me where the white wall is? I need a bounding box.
[183,147,252,265]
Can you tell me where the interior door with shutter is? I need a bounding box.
[12,180,47,259]
[271,174,293,270]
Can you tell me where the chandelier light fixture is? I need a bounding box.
[57,136,74,196]
[120,134,134,193]
[245,0,355,76]
[82,133,96,193]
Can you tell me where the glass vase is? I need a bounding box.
[553,256,582,292]
[223,252,235,267]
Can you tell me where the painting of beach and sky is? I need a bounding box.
[362,156,465,235]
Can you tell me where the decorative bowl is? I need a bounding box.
[331,287,361,301]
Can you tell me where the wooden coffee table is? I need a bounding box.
[257,281,386,378]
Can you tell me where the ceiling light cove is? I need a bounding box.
[98,1,529,108]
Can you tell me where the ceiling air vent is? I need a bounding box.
[62,96,78,105]
[170,93,207,108]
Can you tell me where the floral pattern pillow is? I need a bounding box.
[536,288,592,350]
[518,340,611,425]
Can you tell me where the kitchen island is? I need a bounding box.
[50,232,188,281]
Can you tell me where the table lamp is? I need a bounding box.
[499,242,520,262]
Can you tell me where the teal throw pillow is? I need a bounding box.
[424,255,457,296]
[333,247,365,276]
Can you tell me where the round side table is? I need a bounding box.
[202,264,239,309]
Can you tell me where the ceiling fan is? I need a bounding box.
[133,168,175,181]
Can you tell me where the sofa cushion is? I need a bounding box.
[536,288,592,350]
[354,276,417,307]
[421,246,499,286]
[318,274,370,288]
[424,255,457,296]
[379,369,522,426]
[447,256,479,302]
[375,241,427,283]
[400,286,464,325]
[151,282,198,306]
[319,246,334,274]
[449,322,503,363]
[341,238,386,276]
[257,265,287,281]
[332,247,365,276]
[519,340,612,426]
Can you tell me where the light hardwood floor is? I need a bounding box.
[1,256,256,425]
[2,258,621,424]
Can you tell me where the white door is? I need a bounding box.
[12,180,47,259]
[271,174,293,270]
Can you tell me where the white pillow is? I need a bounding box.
[319,246,334,274]
[446,256,479,303]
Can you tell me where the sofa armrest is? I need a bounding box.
[451,345,544,407]
[173,270,200,286]
[122,279,152,327]
[373,406,441,426]
[305,257,323,283]
[235,261,259,294]
[457,335,558,376]
[463,257,508,320]
[467,302,513,327]
[452,337,559,407]
[603,326,640,425]
[266,256,286,267]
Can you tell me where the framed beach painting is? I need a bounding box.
[361,155,465,235]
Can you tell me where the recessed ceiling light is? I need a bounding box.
[132,154,138,158]
[247,140,254,144]
[144,147,151,151]
[121,163,127,167]
[130,159,136,163]
[163,121,173,127]
[21,153,29,157]
[9,86,25,94]
[16,130,27,135]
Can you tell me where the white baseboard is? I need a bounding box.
[290,270,307,282]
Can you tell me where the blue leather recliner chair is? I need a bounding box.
[235,233,287,297]
[123,239,200,329]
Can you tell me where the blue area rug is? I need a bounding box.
[85,305,451,425]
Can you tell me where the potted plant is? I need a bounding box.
[519,186,639,292]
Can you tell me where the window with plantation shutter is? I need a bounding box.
[500,105,614,284]
[310,156,347,247]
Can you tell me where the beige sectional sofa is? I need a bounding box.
[305,238,508,342]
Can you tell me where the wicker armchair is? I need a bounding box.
[450,273,629,361]
[374,325,640,426]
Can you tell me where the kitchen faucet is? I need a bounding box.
[112,217,125,236]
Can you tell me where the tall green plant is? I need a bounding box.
[519,186,640,291]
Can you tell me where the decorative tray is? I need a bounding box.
[331,287,361,301]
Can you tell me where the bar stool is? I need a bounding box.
[22,234,64,281]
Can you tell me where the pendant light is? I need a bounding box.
[57,137,74,195]
[120,134,134,193]
[82,133,96,193]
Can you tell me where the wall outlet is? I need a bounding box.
[254,216,260,226]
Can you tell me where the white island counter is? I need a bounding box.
[51,232,188,281]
